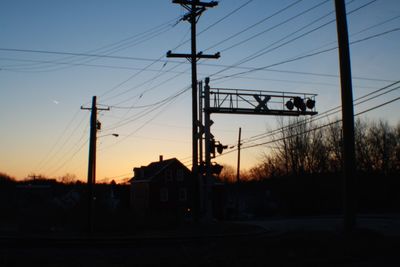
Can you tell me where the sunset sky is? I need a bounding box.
[1,0,399,182]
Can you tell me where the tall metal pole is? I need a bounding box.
[236,127,242,183]
[204,77,213,219]
[334,0,357,233]
[199,81,204,168]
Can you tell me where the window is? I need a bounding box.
[177,169,184,181]
[165,170,173,182]
[179,188,187,202]
[160,188,168,202]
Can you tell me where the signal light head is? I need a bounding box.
[293,97,306,112]
[286,100,294,110]
[306,98,315,109]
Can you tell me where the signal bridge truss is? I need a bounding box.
[206,87,318,116]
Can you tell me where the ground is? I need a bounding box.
[1,216,399,266]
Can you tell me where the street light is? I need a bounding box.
[98,133,119,138]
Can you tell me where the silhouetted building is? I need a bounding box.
[130,156,193,226]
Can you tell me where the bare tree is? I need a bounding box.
[325,120,343,172]
[218,164,236,183]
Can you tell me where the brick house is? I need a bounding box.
[130,156,193,226]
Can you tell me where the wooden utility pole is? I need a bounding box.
[167,0,219,221]
[81,96,109,234]
[334,0,357,233]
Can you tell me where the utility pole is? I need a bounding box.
[334,0,357,233]
[236,127,242,184]
[81,96,109,234]
[167,0,219,221]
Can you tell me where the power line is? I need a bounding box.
[102,86,190,110]
[45,119,90,177]
[99,54,167,100]
[175,0,255,49]
[198,0,254,36]
[99,88,187,151]
[101,86,191,132]
[34,110,83,172]
[204,0,305,52]
[288,13,400,61]
[218,0,331,53]
[355,96,400,116]
[211,26,398,83]
[1,16,180,72]
[3,55,393,84]
[36,112,89,175]
[0,47,170,64]
[210,0,377,80]
[47,138,89,178]
[101,60,188,104]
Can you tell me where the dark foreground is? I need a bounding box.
[1,219,399,266]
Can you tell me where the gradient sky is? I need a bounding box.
[1,0,399,182]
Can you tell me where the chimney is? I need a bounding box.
[159,155,163,162]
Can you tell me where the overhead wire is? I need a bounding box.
[99,86,190,151]
[204,0,305,52]
[210,0,377,80]
[101,86,191,131]
[45,115,91,177]
[210,26,398,83]
[218,0,331,53]
[1,16,180,72]
[34,109,83,173]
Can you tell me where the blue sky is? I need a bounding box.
[1,0,399,181]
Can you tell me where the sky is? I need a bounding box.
[1,0,399,182]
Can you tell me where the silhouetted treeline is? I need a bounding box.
[219,118,400,218]
[247,118,399,178]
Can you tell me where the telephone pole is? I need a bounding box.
[167,0,219,221]
[81,96,109,234]
[334,0,357,233]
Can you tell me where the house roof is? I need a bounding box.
[131,158,190,183]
